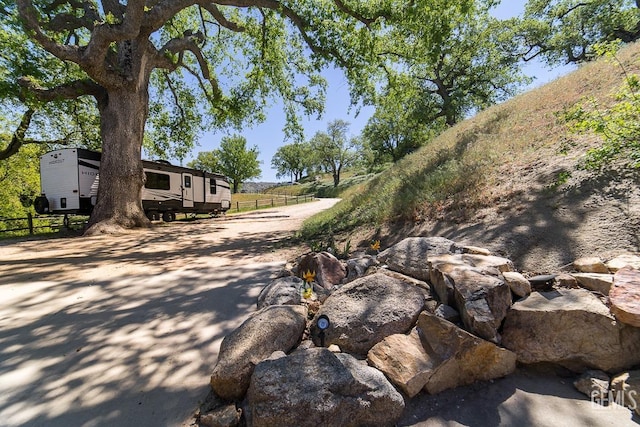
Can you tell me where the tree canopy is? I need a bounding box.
[515,0,640,65]
[189,135,261,193]
[271,142,312,182]
[2,0,482,233]
[310,119,356,187]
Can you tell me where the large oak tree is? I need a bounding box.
[4,0,473,234]
[515,0,640,65]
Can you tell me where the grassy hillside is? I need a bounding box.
[302,43,640,272]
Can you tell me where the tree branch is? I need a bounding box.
[198,2,245,32]
[156,34,222,99]
[83,0,146,65]
[18,77,104,102]
[0,109,70,160]
[0,109,34,161]
[332,0,388,27]
[17,0,83,63]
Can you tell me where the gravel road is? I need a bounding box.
[0,199,339,427]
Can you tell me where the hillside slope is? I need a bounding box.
[304,43,640,273]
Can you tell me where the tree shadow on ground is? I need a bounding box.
[399,366,639,427]
[373,165,640,273]
[0,213,300,427]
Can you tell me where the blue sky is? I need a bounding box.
[187,0,576,183]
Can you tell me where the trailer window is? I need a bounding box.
[184,175,192,188]
[145,172,170,190]
[210,179,217,194]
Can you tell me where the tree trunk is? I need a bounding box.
[85,88,151,235]
[332,164,341,187]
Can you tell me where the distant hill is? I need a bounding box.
[303,42,640,273]
[241,182,280,193]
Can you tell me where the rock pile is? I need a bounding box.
[202,237,640,427]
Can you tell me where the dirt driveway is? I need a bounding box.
[0,199,339,427]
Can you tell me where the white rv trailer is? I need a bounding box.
[34,148,231,221]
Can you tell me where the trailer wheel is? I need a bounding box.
[33,196,50,214]
[146,211,158,221]
[162,211,176,222]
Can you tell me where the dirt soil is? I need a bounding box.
[0,199,337,427]
[1,197,639,427]
[347,166,640,275]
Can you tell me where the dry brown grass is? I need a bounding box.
[304,41,640,237]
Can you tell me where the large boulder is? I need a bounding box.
[450,267,511,343]
[244,348,405,427]
[502,288,640,372]
[210,305,307,400]
[377,236,461,281]
[311,272,425,355]
[609,266,640,327]
[368,314,516,397]
[428,257,511,343]
[256,276,303,309]
[367,328,437,398]
[416,312,516,394]
[297,251,347,290]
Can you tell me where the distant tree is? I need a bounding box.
[216,135,261,193]
[187,151,220,173]
[0,133,44,221]
[362,85,436,163]
[310,120,356,187]
[378,1,528,127]
[516,0,640,65]
[271,142,311,182]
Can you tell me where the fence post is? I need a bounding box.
[255,200,258,210]
[28,212,34,235]
[237,201,240,212]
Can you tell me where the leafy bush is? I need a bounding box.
[563,42,640,170]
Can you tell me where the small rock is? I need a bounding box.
[344,254,378,283]
[572,273,614,296]
[573,370,610,398]
[555,273,579,288]
[574,257,609,274]
[606,254,640,273]
[611,370,640,414]
[367,329,436,398]
[327,344,341,353]
[461,245,492,256]
[502,271,532,298]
